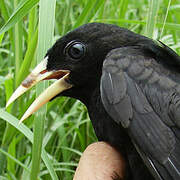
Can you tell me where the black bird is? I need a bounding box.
[7,23,180,180]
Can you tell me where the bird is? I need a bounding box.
[6,23,180,180]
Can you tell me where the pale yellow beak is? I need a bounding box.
[6,57,73,123]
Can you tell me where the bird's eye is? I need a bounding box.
[65,41,86,59]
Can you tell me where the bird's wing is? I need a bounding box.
[100,46,180,180]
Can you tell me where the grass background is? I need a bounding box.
[0,0,180,179]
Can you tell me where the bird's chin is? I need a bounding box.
[6,57,73,123]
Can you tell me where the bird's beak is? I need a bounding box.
[6,57,73,123]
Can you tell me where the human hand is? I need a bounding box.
[73,142,126,180]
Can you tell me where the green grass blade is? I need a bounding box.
[0,33,4,45]
[0,109,33,142]
[14,0,23,87]
[16,29,38,86]
[30,0,56,179]
[95,19,180,31]
[28,6,37,44]
[118,0,129,25]
[0,0,39,35]
[0,0,9,21]
[4,78,13,113]
[61,147,82,156]
[0,148,30,172]
[0,176,7,180]
[160,0,172,39]
[73,0,105,28]
[145,0,160,38]
[0,109,58,180]
[7,138,16,175]
[41,150,59,180]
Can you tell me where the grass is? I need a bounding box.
[0,0,180,179]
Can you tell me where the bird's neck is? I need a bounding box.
[86,86,129,149]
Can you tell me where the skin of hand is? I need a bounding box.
[73,142,126,180]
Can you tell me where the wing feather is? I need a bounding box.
[101,46,180,180]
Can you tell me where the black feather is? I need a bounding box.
[45,23,180,180]
[101,45,180,180]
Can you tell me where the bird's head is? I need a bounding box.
[46,23,136,85]
[6,23,141,122]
